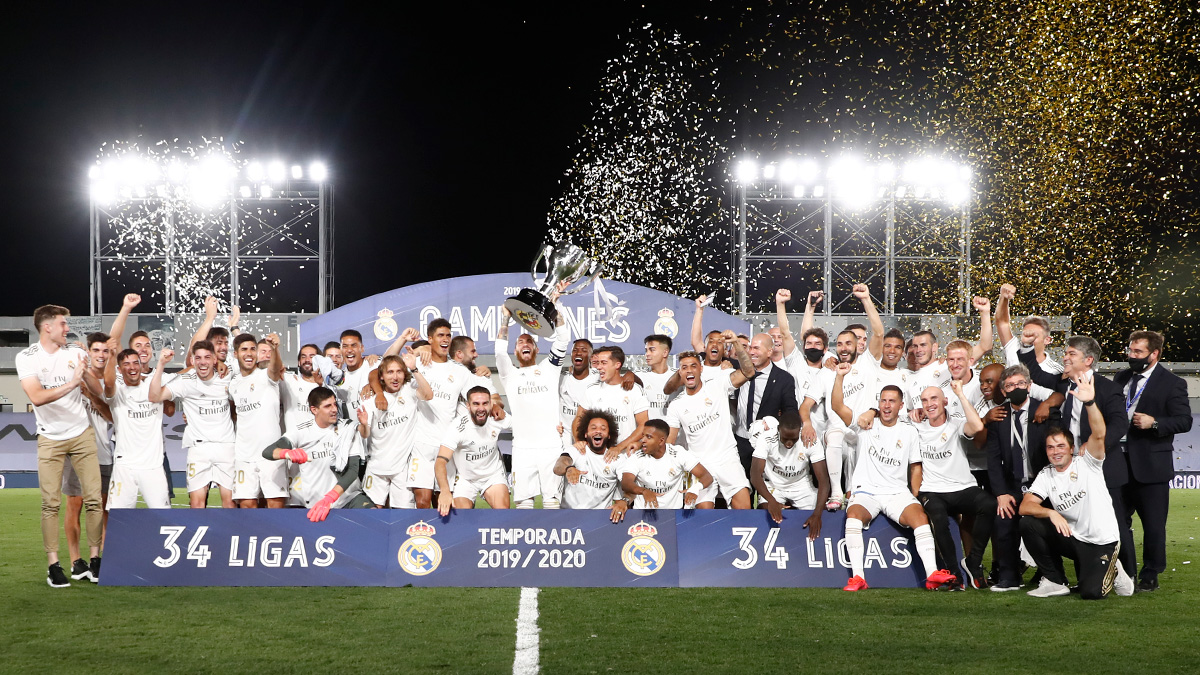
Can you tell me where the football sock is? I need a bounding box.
[914,524,938,576]
[846,518,865,578]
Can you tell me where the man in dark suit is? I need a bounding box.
[734,332,799,479]
[984,364,1058,591]
[1057,336,1132,576]
[1112,330,1192,591]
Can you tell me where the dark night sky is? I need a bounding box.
[0,2,701,317]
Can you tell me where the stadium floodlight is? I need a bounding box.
[239,185,252,199]
[779,160,797,182]
[246,161,264,182]
[797,159,819,183]
[188,155,234,208]
[87,165,100,180]
[267,160,286,183]
[166,160,187,184]
[944,182,969,205]
[877,161,895,182]
[309,161,328,183]
[794,185,805,198]
[896,185,907,199]
[813,185,825,197]
[291,164,303,179]
[762,164,777,180]
[829,156,876,208]
[734,159,758,184]
[260,184,273,199]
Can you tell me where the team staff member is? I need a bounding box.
[1019,373,1135,599]
[733,332,798,480]
[19,304,104,588]
[1112,330,1192,591]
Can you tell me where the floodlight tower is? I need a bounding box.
[88,147,334,316]
[731,154,973,316]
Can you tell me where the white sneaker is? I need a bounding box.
[1027,577,1071,598]
[1113,566,1134,597]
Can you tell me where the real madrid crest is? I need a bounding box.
[398,520,442,576]
[622,521,666,577]
[654,308,679,339]
[1069,471,1078,481]
[374,308,399,341]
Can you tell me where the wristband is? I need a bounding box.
[1082,399,1096,407]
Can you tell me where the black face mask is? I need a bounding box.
[804,348,825,364]
[1006,388,1029,406]
[1127,356,1150,373]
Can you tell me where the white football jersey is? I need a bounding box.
[846,420,922,495]
[496,331,567,448]
[580,381,649,442]
[106,379,165,471]
[813,357,879,426]
[909,361,953,410]
[750,416,824,498]
[560,446,626,509]
[637,368,677,420]
[559,371,597,430]
[280,371,321,433]
[283,420,363,508]
[229,367,283,464]
[623,445,699,509]
[439,415,510,482]
[1029,452,1119,545]
[83,391,114,464]
[414,359,475,446]
[663,370,740,464]
[169,370,235,444]
[365,384,422,476]
[339,360,379,418]
[15,343,90,440]
[914,417,977,493]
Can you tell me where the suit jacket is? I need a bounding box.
[1112,364,1192,483]
[1016,347,1062,391]
[984,397,1057,497]
[738,365,798,429]
[1057,373,1131,488]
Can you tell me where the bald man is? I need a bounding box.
[733,332,799,479]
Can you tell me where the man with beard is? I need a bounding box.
[449,335,503,414]
[149,340,235,509]
[407,318,476,509]
[436,387,512,515]
[187,296,237,374]
[262,386,371,520]
[830,367,956,592]
[496,302,570,509]
[663,346,756,509]
[906,297,994,412]
[749,412,830,536]
[280,344,326,434]
[555,409,634,522]
[912,382,996,589]
[623,419,714,509]
[228,332,285,508]
[1112,330,1192,591]
[1057,336,1133,578]
[363,352,432,508]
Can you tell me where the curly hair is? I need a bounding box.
[575,408,619,448]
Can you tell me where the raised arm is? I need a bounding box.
[995,284,1015,348]
[265,333,284,381]
[383,326,420,358]
[829,362,852,426]
[799,290,823,337]
[109,293,141,346]
[690,295,708,352]
[970,296,994,360]
[187,296,219,355]
[1069,374,1106,460]
[853,284,884,360]
[725,330,755,387]
[775,289,797,356]
[147,348,174,403]
[402,352,434,401]
[102,337,119,398]
[951,379,984,437]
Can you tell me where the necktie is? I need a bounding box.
[1013,408,1027,481]
[745,373,757,428]
[1129,372,1142,404]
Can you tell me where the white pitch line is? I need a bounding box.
[513,586,541,675]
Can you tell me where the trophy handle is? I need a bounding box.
[531,243,554,287]
[559,259,604,296]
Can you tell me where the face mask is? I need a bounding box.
[1127,356,1150,373]
[804,348,825,364]
[1006,388,1029,406]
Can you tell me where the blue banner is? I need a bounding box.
[675,510,954,588]
[298,273,748,357]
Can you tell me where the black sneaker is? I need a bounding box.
[89,557,101,583]
[1136,577,1159,592]
[70,558,91,581]
[47,563,71,588]
[960,557,988,589]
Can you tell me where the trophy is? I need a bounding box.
[504,243,602,337]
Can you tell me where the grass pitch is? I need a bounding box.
[1,488,1197,673]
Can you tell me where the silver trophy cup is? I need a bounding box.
[504,243,602,337]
